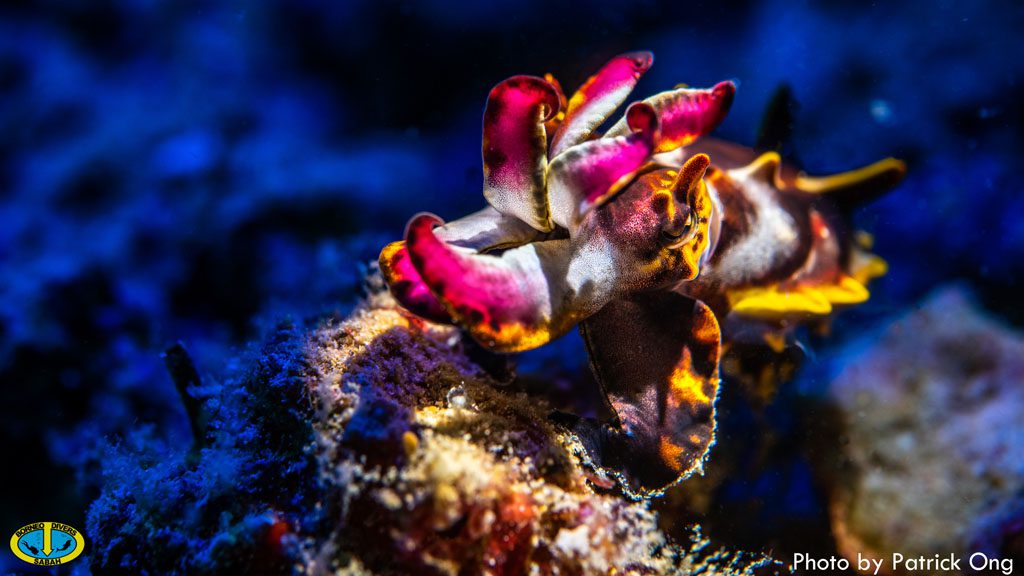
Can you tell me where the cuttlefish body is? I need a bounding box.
[379,52,904,498]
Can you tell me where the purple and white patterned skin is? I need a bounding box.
[378,53,904,498]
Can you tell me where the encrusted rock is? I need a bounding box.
[302,290,778,574]
[88,284,779,575]
[813,286,1024,573]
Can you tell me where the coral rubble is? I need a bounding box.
[88,284,778,575]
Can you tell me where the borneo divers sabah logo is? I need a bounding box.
[10,522,85,566]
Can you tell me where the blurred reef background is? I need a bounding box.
[2,0,1023,574]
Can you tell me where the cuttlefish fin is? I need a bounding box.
[728,284,835,318]
[788,157,906,210]
[379,206,543,324]
[403,213,616,353]
[547,102,659,229]
[573,291,721,498]
[726,275,872,320]
[549,51,654,158]
[604,81,735,154]
[849,247,888,286]
[482,75,562,232]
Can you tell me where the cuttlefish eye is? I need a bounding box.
[652,190,696,247]
[661,208,694,244]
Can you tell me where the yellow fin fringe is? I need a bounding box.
[728,275,871,319]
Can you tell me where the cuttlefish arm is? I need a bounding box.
[574,291,721,498]
[403,214,620,353]
[549,51,654,158]
[547,102,660,230]
[547,80,735,231]
[379,206,543,324]
[605,81,735,153]
[382,60,732,324]
[482,75,562,232]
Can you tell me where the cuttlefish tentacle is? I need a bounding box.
[550,51,654,158]
[400,154,717,355]
[575,291,721,498]
[433,205,545,251]
[482,75,562,232]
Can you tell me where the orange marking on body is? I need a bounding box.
[658,437,686,472]
[810,211,831,239]
[763,331,787,353]
[669,352,711,406]
[653,188,676,220]
[468,319,554,354]
[690,310,720,347]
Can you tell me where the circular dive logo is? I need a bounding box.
[10,522,85,566]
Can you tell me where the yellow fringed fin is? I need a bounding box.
[730,286,833,318]
[849,250,888,286]
[813,275,870,305]
[728,274,872,320]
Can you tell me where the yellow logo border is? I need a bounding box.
[9,521,85,566]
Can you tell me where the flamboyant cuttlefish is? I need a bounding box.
[378,52,905,498]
